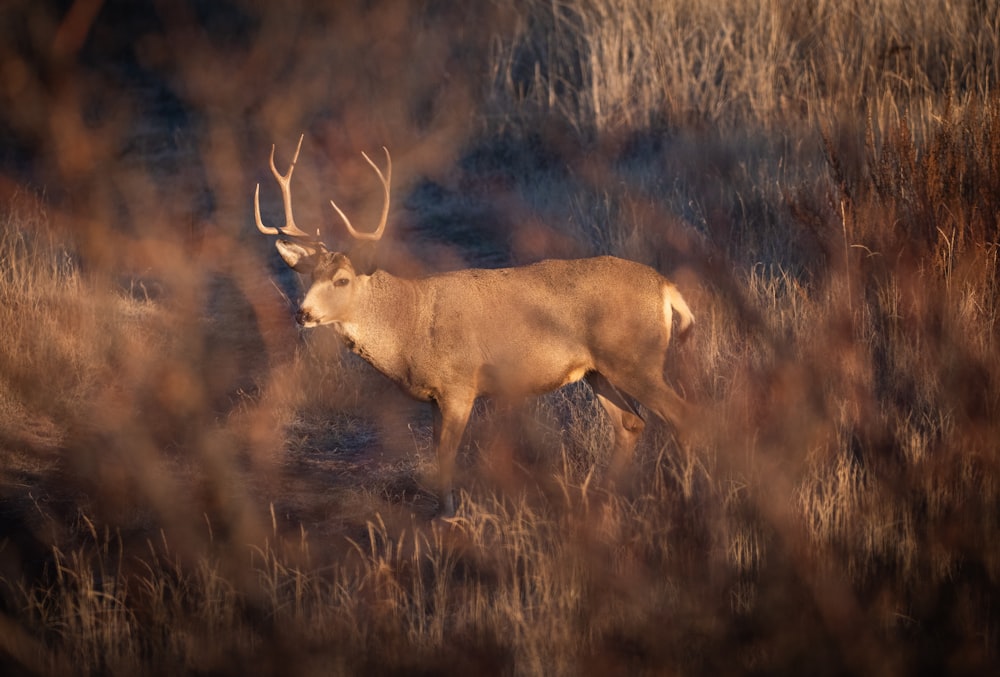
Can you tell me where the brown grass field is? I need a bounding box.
[1,0,999,674]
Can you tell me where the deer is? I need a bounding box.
[255,135,695,516]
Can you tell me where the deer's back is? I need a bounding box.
[410,256,673,395]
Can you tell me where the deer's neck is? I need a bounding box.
[335,271,418,386]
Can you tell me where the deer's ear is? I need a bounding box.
[276,240,320,273]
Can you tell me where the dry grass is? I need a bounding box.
[1,0,999,674]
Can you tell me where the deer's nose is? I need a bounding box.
[295,308,310,325]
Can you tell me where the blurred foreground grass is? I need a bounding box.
[1,1,999,674]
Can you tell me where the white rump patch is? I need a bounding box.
[661,284,674,335]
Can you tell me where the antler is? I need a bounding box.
[330,147,391,242]
[254,134,318,239]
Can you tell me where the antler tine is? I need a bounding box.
[254,183,278,235]
[255,134,317,239]
[331,146,392,242]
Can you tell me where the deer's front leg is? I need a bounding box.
[431,395,475,517]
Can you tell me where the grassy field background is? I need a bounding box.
[1,0,999,674]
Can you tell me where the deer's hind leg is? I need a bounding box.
[608,366,692,445]
[586,372,646,480]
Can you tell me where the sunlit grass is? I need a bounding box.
[1,0,999,674]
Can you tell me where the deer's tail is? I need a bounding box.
[664,283,694,342]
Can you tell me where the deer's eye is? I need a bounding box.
[334,278,350,287]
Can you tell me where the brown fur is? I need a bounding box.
[281,243,694,515]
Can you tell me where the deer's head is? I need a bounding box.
[254,134,390,327]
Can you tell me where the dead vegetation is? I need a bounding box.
[0,0,998,674]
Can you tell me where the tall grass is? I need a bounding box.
[1,0,999,674]
[489,0,999,137]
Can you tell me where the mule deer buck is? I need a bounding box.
[255,136,695,515]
